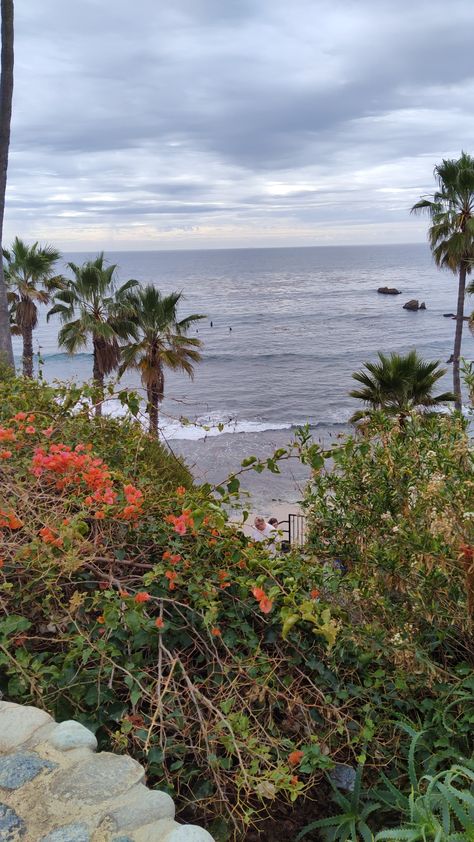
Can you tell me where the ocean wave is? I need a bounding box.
[99,400,351,439]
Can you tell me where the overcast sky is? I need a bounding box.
[4,0,474,250]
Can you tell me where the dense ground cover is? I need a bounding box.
[0,372,473,840]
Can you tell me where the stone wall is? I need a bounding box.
[0,701,215,842]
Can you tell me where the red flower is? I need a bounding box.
[0,450,12,459]
[134,591,151,603]
[25,426,36,434]
[288,750,304,766]
[211,627,221,636]
[176,486,186,496]
[155,617,165,628]
[310,588,320,599]
[252,587,265,601]
[13,412,27,421]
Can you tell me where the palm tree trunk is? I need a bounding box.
[22,324,33,377]
[92,341,103,417]
[0,0,14,369]
[147,385,159,436]
[453,262,467,411]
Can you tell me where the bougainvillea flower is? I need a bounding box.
[288,750,304,766]
[134,591,151,603]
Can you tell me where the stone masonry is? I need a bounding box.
[0,702,215,842]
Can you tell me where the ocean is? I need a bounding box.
[12,243,471,510]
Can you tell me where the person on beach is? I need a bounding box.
[253,516,277,555]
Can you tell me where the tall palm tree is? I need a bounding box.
[48,254,138,415]
[3,237,62,376]
[349,351,455,424]
[411,152,474,410]
[120,285,204,435]
[0,0,15,369]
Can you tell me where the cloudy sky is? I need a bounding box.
[5,0,474,250]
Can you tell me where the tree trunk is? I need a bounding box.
[22,323,33,377]
[453,262,467,411]
[0,0,14,369]
[147,385,159,436]
[92,341,103,417]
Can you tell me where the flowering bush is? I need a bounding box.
[0,371,472,841]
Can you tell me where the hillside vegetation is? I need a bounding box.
[0,371,473,841]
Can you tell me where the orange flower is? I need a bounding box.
[0,428,15,442]
[155,617,165,628]
[94,510,105,519]
[0,559,4,568]
[97,615,105,624]
[25,425,36,435]
[252,587,265,601]
[259,596,273,614]
[176,486,186,496]
[0,450,12,459]
[134,591,151,603]
[27,414,35,422]
[288,750,304,766]
[13,412,27,422]
[310,588,320,599]
[119,590,129,598]
[165,570,178,590]
[290,776,299,786]
[211,627,221,636]
[7,515,23,530]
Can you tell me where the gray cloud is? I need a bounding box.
[4,0,474,248]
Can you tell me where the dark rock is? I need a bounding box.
[329,764,357,792]
[0,803,26,840]
[443,313,456,317]
[0,753,57,790]
[403,299,420,311]
[419,302,426,310]
[378,286,401,294]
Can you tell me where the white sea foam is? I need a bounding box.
[100,400,295,440]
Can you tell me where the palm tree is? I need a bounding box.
[3,237,62,376]
[349,351,455,424]
[120,285,204,435]
[0,0,15,369]
[48,254,138,415]
[411,152,474,410]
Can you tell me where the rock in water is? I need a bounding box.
[378,286,401,294]
[419,302,426,310]
[403,299,420,311]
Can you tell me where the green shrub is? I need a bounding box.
[1,375,473,840]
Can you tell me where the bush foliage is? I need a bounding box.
[0,373,473,840]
